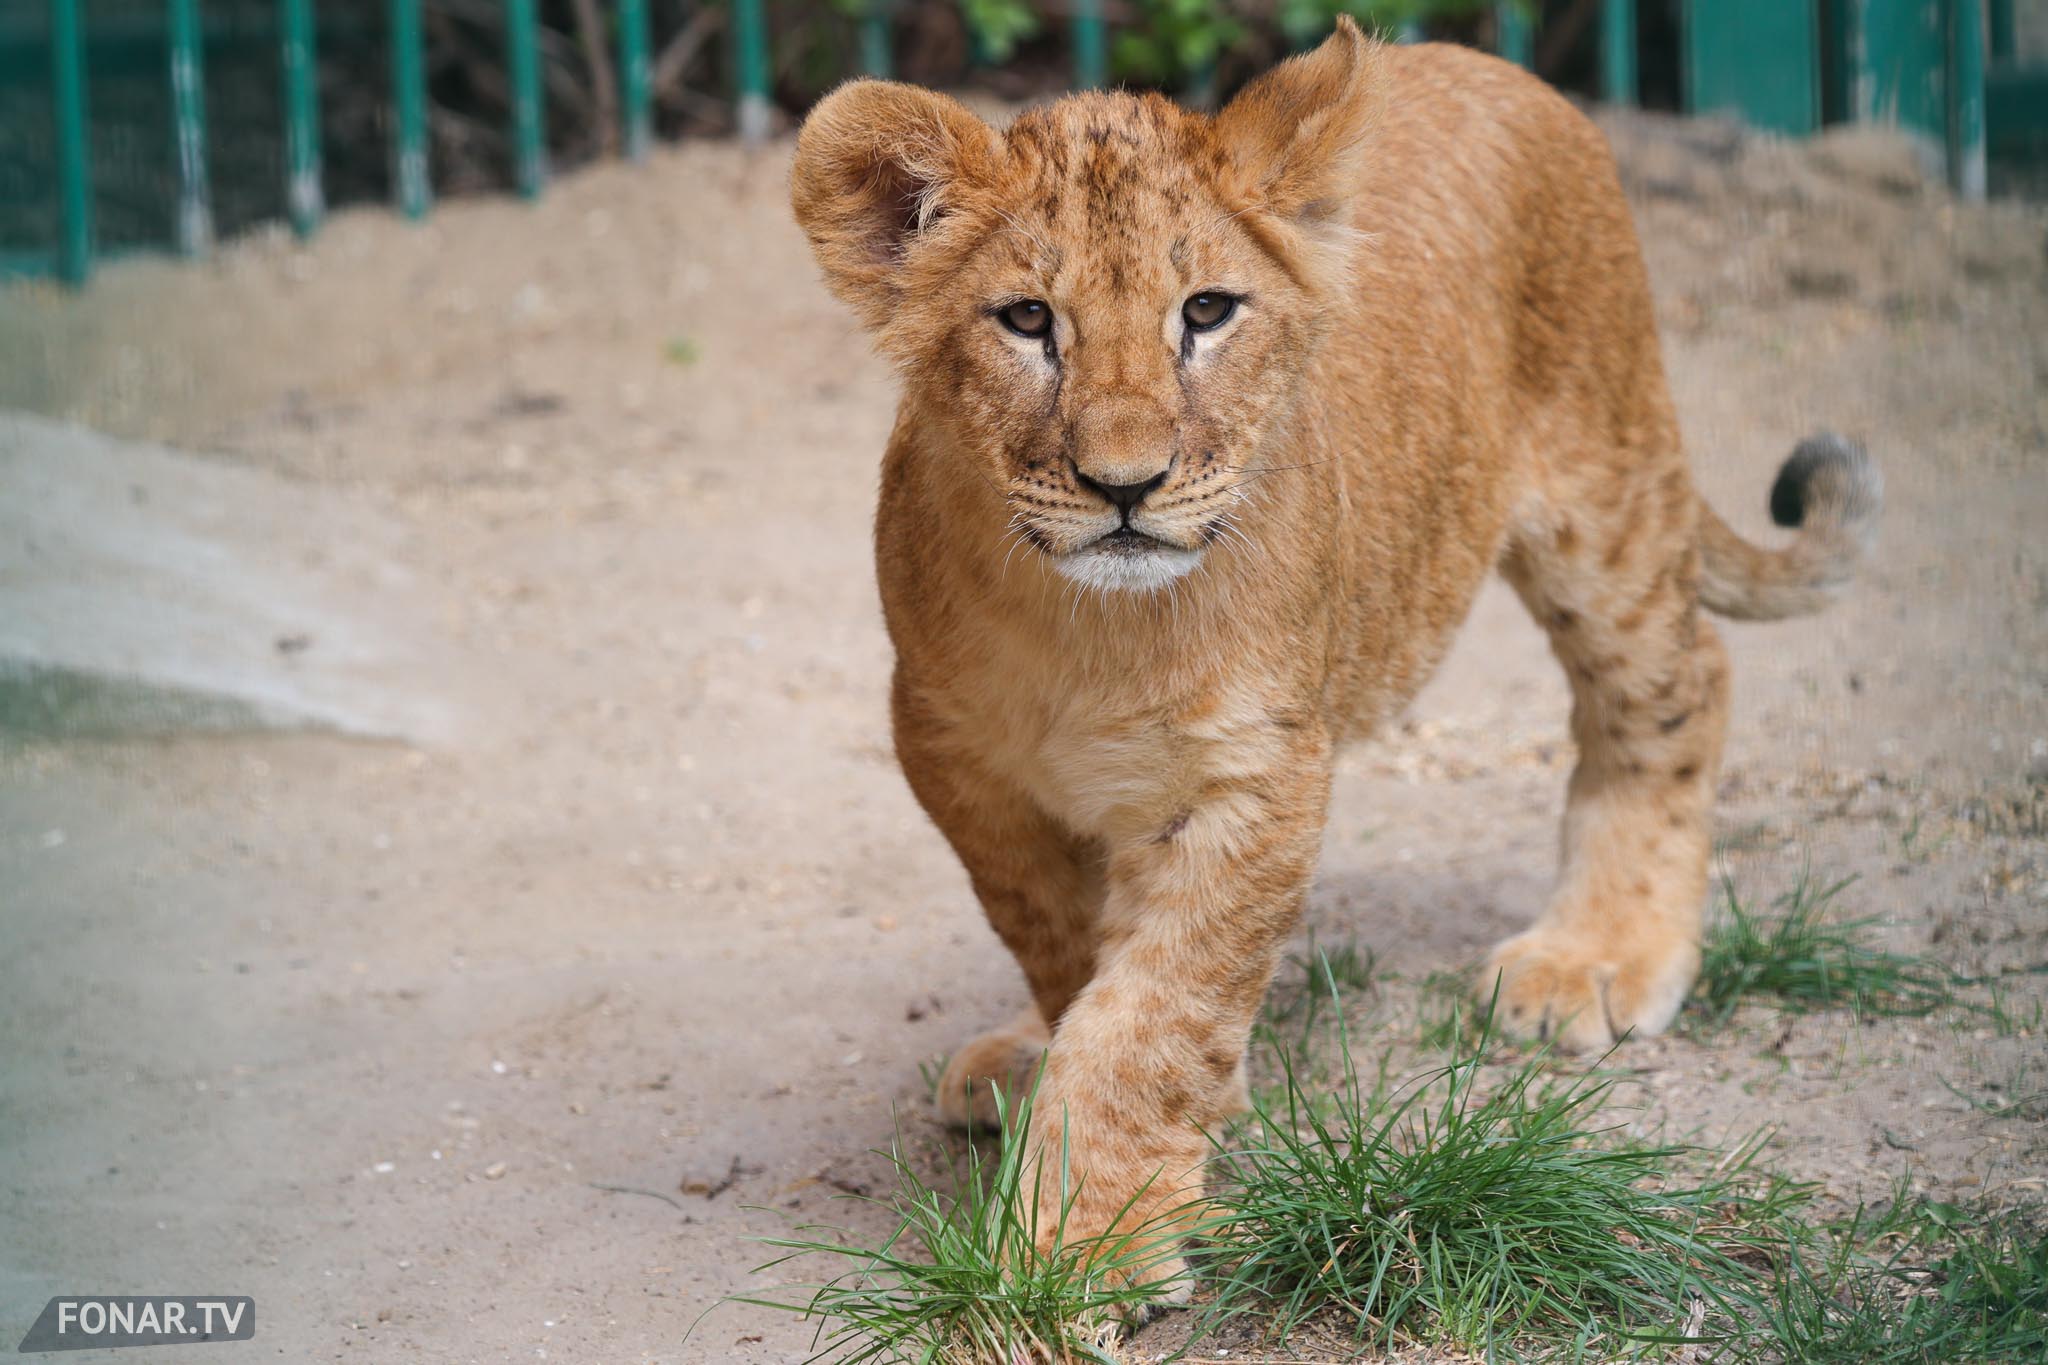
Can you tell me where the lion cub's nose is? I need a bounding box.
[1071,392,1174,514]
[1075,467,1168,514]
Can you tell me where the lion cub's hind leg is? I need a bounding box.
[934,1006,1052,1131]
[1484,470,1731,1050]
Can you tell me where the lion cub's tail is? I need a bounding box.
[1697,433,1882,621]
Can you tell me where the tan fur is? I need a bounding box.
[791,18,1877,1293]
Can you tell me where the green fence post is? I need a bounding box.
[733,0,771,141]
[52,0,93,285]
[860,1,892,79]
[506,0,547,195]
[1601,0,1636,104]
[1949,0,1986,199]
[390,0,431,218]
[1684,0,1819,135]
[620,0,651,159]
[1990,0,2014,63]
[281,0,324,236]
[1072,0,1106,89]
[169,0,213,256]
[1497,2,1533,68]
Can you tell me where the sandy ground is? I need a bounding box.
[2,102,2046,1363]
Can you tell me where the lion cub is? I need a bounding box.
[791,17,1877,1294]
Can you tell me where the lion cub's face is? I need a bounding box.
[930,98,1326,593]
[793,31,1381,592]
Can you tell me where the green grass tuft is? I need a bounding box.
[1940,1065,2048,1122]
[1690,871,1958,1029]
[1976,977,2046,1037]
[1257,932,1377,1052]
[916,1053,948,1108]
[1416,966,1484,1052]
[1758,1194,2048,1363]
[1199,1012,1789,1357]
[730,1077,1190,1364]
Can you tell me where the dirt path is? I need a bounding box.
[2,110,2045,1362]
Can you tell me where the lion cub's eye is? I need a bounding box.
[1187,292,1228,331]
[998,299,1052,338]
[1182,292,1237,332]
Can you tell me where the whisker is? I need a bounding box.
[999,524,1032,581]
[1213,495,1267,567]
[1230,458,1337,486]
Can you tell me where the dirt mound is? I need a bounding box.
[1599,110,2045,318]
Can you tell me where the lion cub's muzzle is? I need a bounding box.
[1046,466,1209,594]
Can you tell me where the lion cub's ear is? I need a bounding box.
[791,81,1003,330]
[1213,15,1385,233]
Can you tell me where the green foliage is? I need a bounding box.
[1114,0,1497,92]
[1276,0,1493,51]
[958,0,1039,64]
[1114,0,1244,87]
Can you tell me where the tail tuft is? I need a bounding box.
[1768,432,1883,532]
[1700,433,1881,622]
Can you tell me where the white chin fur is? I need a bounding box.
[1053,544,1204,594]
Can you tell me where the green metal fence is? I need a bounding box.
[4,0,1133,286]
[5,2,2029,289]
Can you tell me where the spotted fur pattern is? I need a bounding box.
[791,18,1878,1296]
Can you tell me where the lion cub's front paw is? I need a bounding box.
[1030,1183,1197,1327]
[1099,1251,1194,1323]
[933,1007,1050,1130]
[1021,1109,1207,1328]
[1480,927,1699,1051]
[1049,1254,1191,1348]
